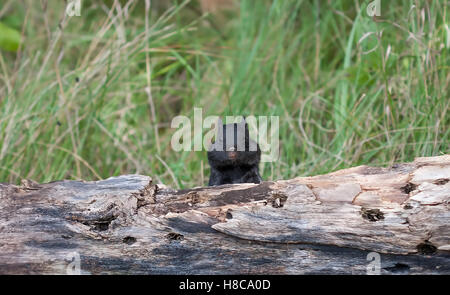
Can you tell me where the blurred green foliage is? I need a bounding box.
[0,0,448,187]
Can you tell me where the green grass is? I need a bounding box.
[0,0,448,188]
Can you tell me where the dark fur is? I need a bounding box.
[207,119,262,186]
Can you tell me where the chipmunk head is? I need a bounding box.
[207,118,260,168]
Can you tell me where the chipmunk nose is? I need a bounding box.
[227,146,237,159]
[227,151,237,160]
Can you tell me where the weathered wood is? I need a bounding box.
[0,155,449,274]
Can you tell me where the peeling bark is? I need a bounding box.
[0,155,449,274]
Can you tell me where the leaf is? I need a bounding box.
[0,22,21,52]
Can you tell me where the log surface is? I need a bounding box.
[0,155,449,274]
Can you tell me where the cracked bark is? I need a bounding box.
[0,155,449,274]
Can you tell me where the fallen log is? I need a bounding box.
[0,155,449,274]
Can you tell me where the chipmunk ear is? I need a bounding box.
[215,117,223,140]
[239,116,249,131]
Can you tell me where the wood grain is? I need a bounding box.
[0,155,448,274]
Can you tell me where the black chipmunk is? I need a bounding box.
[207,118,262,186]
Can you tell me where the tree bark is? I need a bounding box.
[0,155,449,274]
